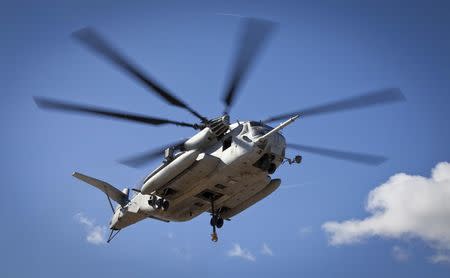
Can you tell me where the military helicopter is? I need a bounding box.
[34,18,405,242]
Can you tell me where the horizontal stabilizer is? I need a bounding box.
[72,172,129,206]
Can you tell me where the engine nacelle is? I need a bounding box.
[141,150,199,194]
[148,195,169,211]
[184,127,218,151]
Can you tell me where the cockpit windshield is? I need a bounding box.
[249,121,273,137]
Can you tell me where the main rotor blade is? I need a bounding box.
[287,143,387,165]
[34,97,198,129]
[73,27,207,122]
[222,18,277,114]
[119,140,186,168]
[264,88,405,123]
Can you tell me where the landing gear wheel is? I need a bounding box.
[209,196,221,242]
[148,196,156,207]
[155,198,163,210]
[210,216,217,227]
[216,217,224,229]
[268,163,276,174]
[162,199,170,211]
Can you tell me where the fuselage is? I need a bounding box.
[110,120,286,230]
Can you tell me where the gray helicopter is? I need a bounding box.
[34,18,405,242]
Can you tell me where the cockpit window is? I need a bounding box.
[249,121,273,137]
[252,127,268,136]
[249,121,273,129]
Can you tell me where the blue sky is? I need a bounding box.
[1,0,450,277]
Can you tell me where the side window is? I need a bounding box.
[222,137,232,151]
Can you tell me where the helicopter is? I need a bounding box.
[34,18,405,242]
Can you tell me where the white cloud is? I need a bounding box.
[227,243,256,262]
[392,245,410,262]
[261,243,274,256]
[429,252,450,264]
[322,162,450,261]
[75,213,107,245]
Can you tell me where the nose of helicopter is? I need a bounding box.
[265,132,286,156]
[248,116,297,155]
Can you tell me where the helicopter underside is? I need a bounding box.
[109,125,285,233]
[155,153,274,222]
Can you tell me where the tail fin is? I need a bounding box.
[72,172,129,207]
